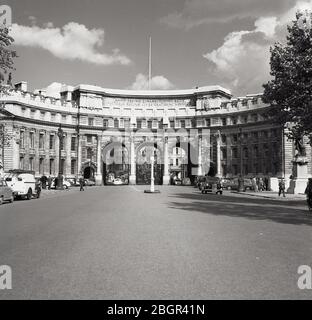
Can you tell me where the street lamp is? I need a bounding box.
[56,124,64,190]
[144,154,160,193]
[238,127,244,192]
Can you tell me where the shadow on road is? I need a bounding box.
[168,192,312,226]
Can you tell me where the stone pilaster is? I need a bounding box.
[163,135,170,185]
[129,134,136,185]
[95,134,102,186]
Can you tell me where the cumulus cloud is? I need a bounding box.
[10,22,131,66]
[203,0,312,95]
[129,73,174,90]
[161,0,297,30]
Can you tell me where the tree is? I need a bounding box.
[262,10,312,144]
[0,26,16,170]
[0,26,16,93]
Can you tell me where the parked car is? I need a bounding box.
[5,172,37,200]
[225,178,253,192]
[201,177,223,194]
[113,178,123,185]
[0,179,14,204]
[182,177,191,186]
[84,179,96,186]
[51,177,71,189]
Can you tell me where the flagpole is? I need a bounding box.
[148,36,152,90]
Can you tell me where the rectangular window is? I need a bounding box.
[222,118,227,126]
[196,119,204,127]
[49,135,54,150]
[141,119,147,129]
[49,159,55,175]
[71,159,76,175]
[176,159,179,166]
[29,132,35,148]
[88,118,94,126]
[19,157,24,170]
[61,115,67,124]
[108,119,114,128]
[206,118,211,127]
[175,120,181,128]
[232,147,238,159]
[180,120,185,128]
[114,119,119,128]
[39,133,45,149]
[87,135,92,144]
[119,119,124,128]
[152,120,158,129]
[185,119,192,128]
[51,113,56,122]
[103,119,108,128]
[71,136,76,151]
[39,158,44,175]
[29,157,34,171]
[72,116,77,125]
[20,131,25,148]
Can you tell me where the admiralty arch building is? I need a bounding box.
[0,81,311,192]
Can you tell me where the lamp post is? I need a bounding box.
[56,124,64,190]
[238,127,244,192]
[144,153,160,193]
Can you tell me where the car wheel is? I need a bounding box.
[26,189,32,200]
[63,185,68,190]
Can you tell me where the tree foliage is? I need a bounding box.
[0,26,16,93]
[262,11,312,142]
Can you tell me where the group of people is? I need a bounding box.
[251,177,269,192]
[39,175,55,190]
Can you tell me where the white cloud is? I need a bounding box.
[161,0,297,30]
[10,22,131,66]
[129,73,174,90]
[203,0,312,94]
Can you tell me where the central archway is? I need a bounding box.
[102,142,129,185]
[136,142,163,185]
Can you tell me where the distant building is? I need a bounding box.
[0,81,310,192]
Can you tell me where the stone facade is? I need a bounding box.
[0,81,311,191]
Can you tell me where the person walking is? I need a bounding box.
[47,176,52,190]
[278,178,286,197]
[304,178,312,211]
[79,176,85,191]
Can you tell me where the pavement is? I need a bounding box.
[0,185,311,300]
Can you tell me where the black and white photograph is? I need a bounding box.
[0,0,312,306]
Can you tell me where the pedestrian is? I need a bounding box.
[40,175,47,189]
[278,178,286,197]
[47,176,52,190]
[259,178,264,192]
[252,177,258,192]
[79,176,85,191]
[304,178,312,211]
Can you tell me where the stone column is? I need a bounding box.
[163,135,170,185]
[129,134,136,185]
[216,131,222,177]
[197,135,203,176]
[95,134,102,186]
[77,135,82,175]
[65,133,71,177]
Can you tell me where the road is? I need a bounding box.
[0,186,311,299]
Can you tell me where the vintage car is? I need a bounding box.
[4,171,37,200]
[201,177,223,194]
[0,179,14,205]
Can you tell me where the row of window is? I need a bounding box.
[20,131,77,151]
[19,156,77,176]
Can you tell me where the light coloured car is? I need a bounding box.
[113,178,123,185]
[5,172,36,200]
[0,180,14,205]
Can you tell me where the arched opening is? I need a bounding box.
[83,166,95,179]
[103,143,129,185]
[136,143,163,185]
[81,161,97,181]
[169,141,198,185]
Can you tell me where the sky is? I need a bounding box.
[5,0,312,97]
